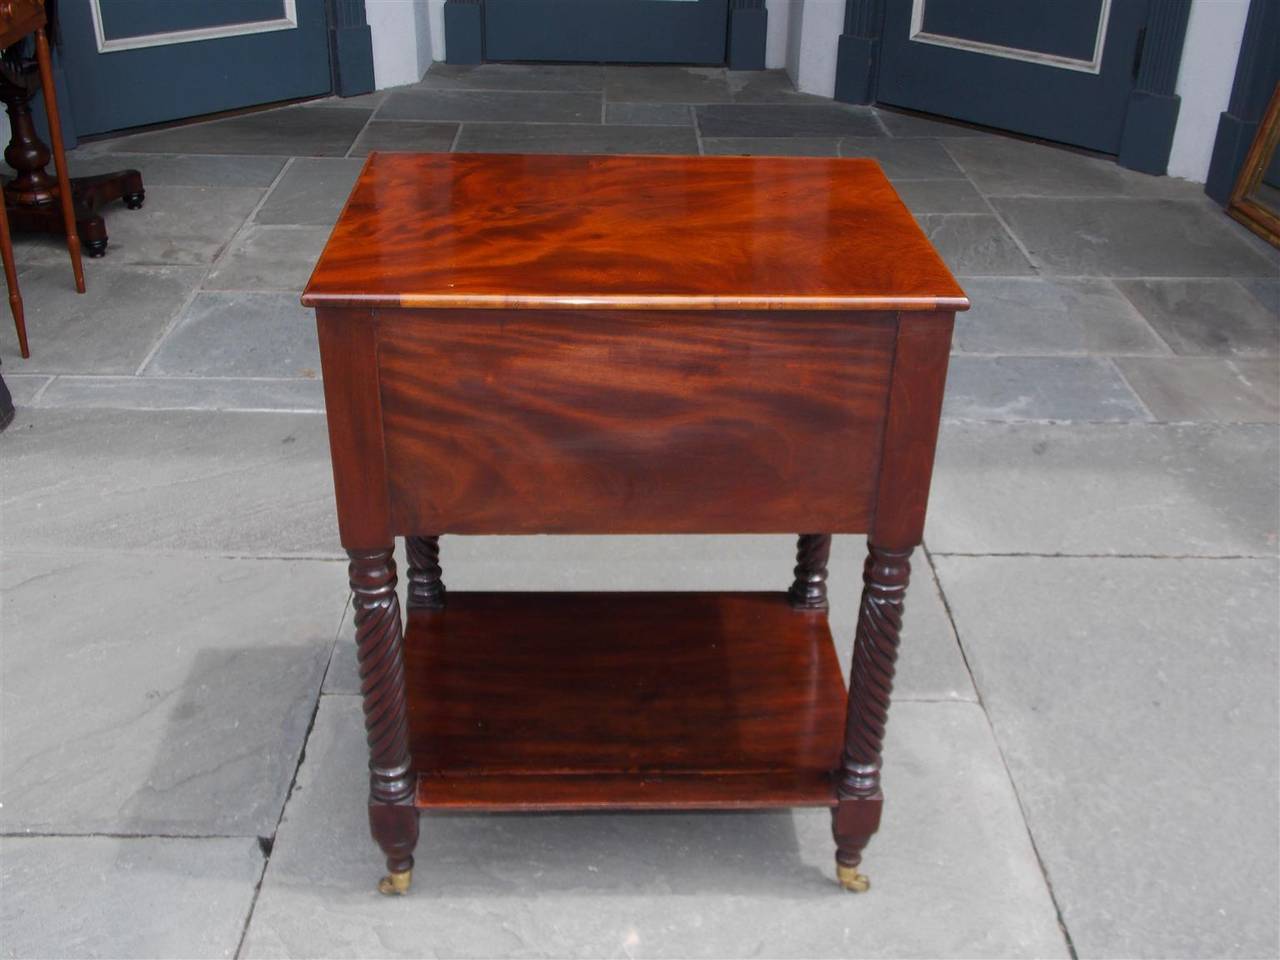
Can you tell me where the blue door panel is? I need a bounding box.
[878,0,1146,154]
[484,0,729,64]
[97,0,293,40]
[59,0,332,136]
[919,0,1107,62]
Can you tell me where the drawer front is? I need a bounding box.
[376,309,895,534]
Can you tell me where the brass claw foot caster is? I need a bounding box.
[377,869,412,895]
[836,863,870,892]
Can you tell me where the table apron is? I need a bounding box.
[370,308,898,535]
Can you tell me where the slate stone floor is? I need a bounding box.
[1,65,1277,959]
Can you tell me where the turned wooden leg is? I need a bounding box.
[832,543,912,892]
[34,27,84,294]
[348,548,419,895]
[788,533,832,609]
[0,200,26,358]
[405,535,445,610]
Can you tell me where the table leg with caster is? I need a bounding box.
[349,547,419,896]
[832,544,912,892]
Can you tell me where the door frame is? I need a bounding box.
[833,0,1193,175]
[1205,0,1279,203]
[442,0,768,69]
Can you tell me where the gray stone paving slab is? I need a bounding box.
[104,105,371,156]
[916,214,1035,275]
[254,158,365,227]
[1115,357,1280,423]
[34,375,326,413]
[0,264,203,374]
[304,89,389,111]
[1113,279,1280,357]
[838,138,963,178]
[991,198,1280,277]
[934,555,1279,958]
[890,178,987,214]
[926,422,1280,557]
[1242,276,1279,315]
[943,136,1202,199]
[695,103,883,138]
[605,65,732,103]
[0,836,262,959]
[0,553,343,834]
[378,89,602,123]
[242,696,1066,959]
[943,356,1150,421]
[14,186,262,267]
[699,137,841,156]
[953,278,1170,355]
[0,408,337,555]
[1234,357,1280,404]
[0,373,49,404]
[875,110,993,138]
[323,535,976,704]
[455,123,699,155]
[347,120,458,157]
[66,152,287,187]
[604,102,693,125]
[727,70,830,104]
[205,225,331,292]
[143,292,320,379]
[417,62,606,92]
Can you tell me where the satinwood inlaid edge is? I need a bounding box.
[301,292,972,312]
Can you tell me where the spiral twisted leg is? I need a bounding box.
[348,548,419,895]
[831,544,912,892]
[406,535,446,610]
[788,534,832,610]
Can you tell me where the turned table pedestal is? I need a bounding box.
[302,152,968,895]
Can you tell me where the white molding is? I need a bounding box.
[908,0,1112,75]
[89,0,299,54]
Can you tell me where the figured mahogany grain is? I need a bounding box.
[377,308,895,534]
[301,153,969,313]
[404,591,846,811]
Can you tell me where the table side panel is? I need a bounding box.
[374,309,896,534]
[317,306,394,548]
[871,311,956,548]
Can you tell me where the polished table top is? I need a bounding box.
[302,152,969,314]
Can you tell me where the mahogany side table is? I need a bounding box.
[302,152,969,896]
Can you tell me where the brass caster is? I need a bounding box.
[836,863,870,893]
[377,869,412,896]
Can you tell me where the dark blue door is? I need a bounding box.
[57,0,332,136]
[484,0,729,63]
[877,0,1147,153]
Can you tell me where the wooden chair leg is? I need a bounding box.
[0,202,27,358]
[34,26,84,294]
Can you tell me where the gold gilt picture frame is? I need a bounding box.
[1227,82,1280,248]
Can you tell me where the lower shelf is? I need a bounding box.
[404,591,847,811]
